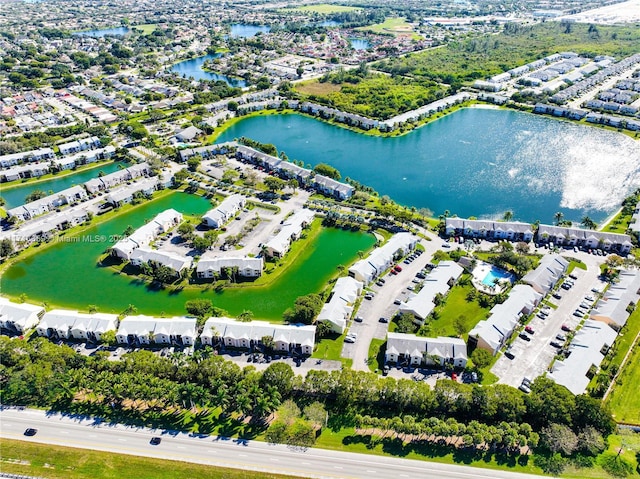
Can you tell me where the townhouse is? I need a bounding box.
[84,162,149,193]
[201,317,316,355]
[0,147,54,168]
[590,270,640,330]
[130,247,193,277]
[385,333,468,368]
[521,254,569,295]
[202,194,246,228]
[57,136,101,156]
[7,185,88,222]
[0,297,44,334]
[536,224,632,254]
[105,176,158,206]
[317,276,363,333]
[445,218,534,242]
[312,174,355,200]
[263,208,315,258]
[468,284,542,354]
[196,255,263,279]
[399,261,464,322]
[111,209,182,260]
[348,232,417,284]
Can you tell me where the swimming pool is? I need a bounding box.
[482,267,515,287]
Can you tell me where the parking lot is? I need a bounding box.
[492,261,609,389]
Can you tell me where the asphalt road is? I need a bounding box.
[1,408,548,479]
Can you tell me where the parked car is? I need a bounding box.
[552,292,562,299]
[525,326,535,334]
[519,333,531,342]
[519,384,531,394]
[364,293,374,300]
[561,324,572,332]
[569,273,578,280]
[504,350,515,360]
[451,372,458,381]
[394,265,403,272]
[556,333,567,341]
[383,365,390,376]
[550,341,563,348]
[394,298,402,305]
[379,317,389,323]
[354,316,363,323]
[573,310,584,317]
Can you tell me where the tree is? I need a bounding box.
[502,211,514,221]
[515,242,529,255]
[25,189,46,203]
[237,310,253,322]
[101,330,117,346]
[303,402,327,428]
[471,349,492,369]
[186,156,201,172]
[177,222,195,241]
[261,362,295,399]
[580,216,597,230]
[222,169,239,184]
[554,211,564,226]
[313,163,341,180]
[282,294,323,325]
[541,423,578,456]
[185,299,213,318]
[0,239,14,258]
[263,176,286,193]
[577,426,605,455]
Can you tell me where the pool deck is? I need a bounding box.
[471,261,513,295]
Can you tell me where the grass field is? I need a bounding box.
[356,17,421,40]
[367,338,386,371]
[293,4,360,13]
[606,306,640,425]
[0,439,297,479]
[425,277,491,337]
[295,81,341,96]
[134,24,158,35]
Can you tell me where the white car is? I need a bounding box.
[345,334,357,343]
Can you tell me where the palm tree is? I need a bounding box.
[581,216,597,230]
[503,211,514,221]
[554,211,564,225]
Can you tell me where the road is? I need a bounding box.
[0,408,547,479]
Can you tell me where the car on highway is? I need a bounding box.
[379,317,389,323]
[519,333,531,341]
[525,326,535,334]
[24,428,38,436]
[150,436,162,445]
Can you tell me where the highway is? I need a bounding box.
[0,408,547,479]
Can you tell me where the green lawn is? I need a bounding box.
[134,24,157,35]
[356,17,422,40]
[0,439,297,479]
[601,207,632,234]
[425,277,491,337]
[367,338,386,372]
[312,332,351,368]
[293,4,360,13]
[606,306,640,425]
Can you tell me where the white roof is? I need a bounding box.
[387,332,467,361]
[317,276,363,331]
[264,209,315,255]
[202,317,316,346]
[400,261,463,319]
[196,255,263,273]
[349,233,416,283]
[131,247,192,272]
[548,320,618,395]
[521,254,568,293]
[203,194,245,226]
[591,270,640,327]
[0,298,43,328]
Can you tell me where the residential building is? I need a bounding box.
[84,162,149,193]
[590,270,640,330]
[399,261,463,321]
[536,224,632,254]
[313,174,355,200]
[130,247,192,277]
[152,317,197,345]
[111,209,182,260]
[174,126,202,143]
[263,209,315,258]
[203,194,246,228]
[196,255,263,279]
[57,136,101,155]
[385,333,468,368]
[0,147,55,167]
[445,218,534,242]
[468,284,542,354]
[116,315,157,345]
[317,276,363,333]
[201,317,316,355]
[548,320,617,395]
[521,254,569,295]
[43,310,119,341]
[0,298,44,333]
[349,232,417,284]
[36,309,80,339]
[105,177,157,206]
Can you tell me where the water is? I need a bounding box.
[73,27,130,38]
[230,24,271,38]
[215,109,640,224]
[318,20,341,27]
[482,267,515,287]
[350,38,370,50]
[170,54,247,87]
[2,162,127,208]
[1,192,374,318]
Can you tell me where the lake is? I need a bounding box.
[2,162,127,209]
[230,24,271,38]
[215,109,640,224]
[350,38,370,50]
[1,192,374,319]
[170,54,247,87]
[73,27,130,37]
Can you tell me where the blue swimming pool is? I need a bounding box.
[482,267,515,286]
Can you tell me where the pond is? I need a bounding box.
[170,54,247,87]
[73,27,130,37]
[350,38,370,50]
[2,162,128,209]
[215,109,640,224]
[230,24,271,38]
[1,192,374,319]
